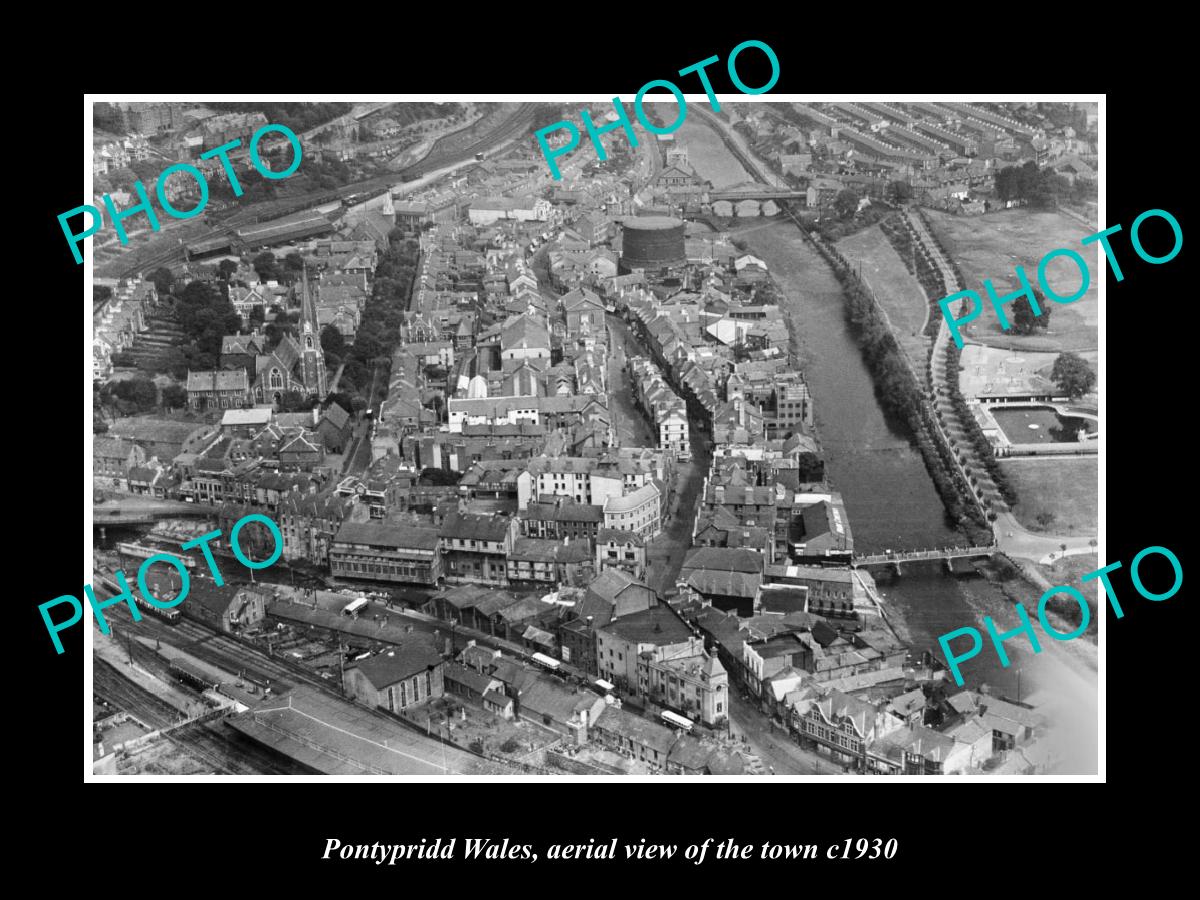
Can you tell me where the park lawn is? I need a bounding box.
[836,224,931,370]
[925,209,1098,353]
[1001,457,1098,536]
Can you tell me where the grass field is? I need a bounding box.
[837,224,930,370]
[1001,457,1098,536]
[925,209,1098,353]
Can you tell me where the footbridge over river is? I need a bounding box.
[852,544,997,574]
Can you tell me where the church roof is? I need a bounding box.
[273,334,302,372]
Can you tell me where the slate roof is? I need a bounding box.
[681,546,764,574]
[686,569,762,600]
[321,402,351,431]
[439,511,512,542]
[349,640,444,689]
[187,369,249,392]
[594,706,676,755]
[600,605,691,644]
[334,521,440,551]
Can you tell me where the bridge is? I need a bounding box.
[852,544,997,571]
[709,188,807,202]
[93,498,215,528]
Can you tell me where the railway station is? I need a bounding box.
[228,685,517,775]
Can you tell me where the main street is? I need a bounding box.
[729,691,848,776]
[606,316,656,448]
[607,312,710,598]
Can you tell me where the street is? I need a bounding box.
[606,312,712,598]
[729,691,849,776]
[606,316,656,448]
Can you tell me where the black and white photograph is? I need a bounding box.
[78,94,1110,782]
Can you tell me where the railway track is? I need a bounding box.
[95,628,316,774]
[167,721,311,775]
[110,103,539,279]
[94,658,184,730]
[399,102,536,178]
[103,602,331,698]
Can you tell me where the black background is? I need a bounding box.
[23,24,1189,886]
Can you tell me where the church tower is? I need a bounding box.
[298,265,328,398]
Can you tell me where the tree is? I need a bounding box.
[161,383,188,410]
[94,285,113,306]
[327,391,356,415]
[277,390,316,412]
[175,279,241,357]
[885,180,913,204]
[834,189,859,220]
[285,252,306,273]
[148,267,175,296]
[252,251,281,283]
[1006,292,1051,335]
[217,259,239,281]
[1050,352,1096,398]
[104,376,158,413]
[320,324,346,358]
[264,311,298,347]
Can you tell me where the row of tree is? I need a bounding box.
[943,338,1017,506]
[910,210,1016,516]
[806,228,989,533]
[335,228,423,400]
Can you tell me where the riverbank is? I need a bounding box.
[762,212,991,543]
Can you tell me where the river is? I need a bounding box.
[676,110,1052,701]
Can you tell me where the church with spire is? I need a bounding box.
[211,264,328,409]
